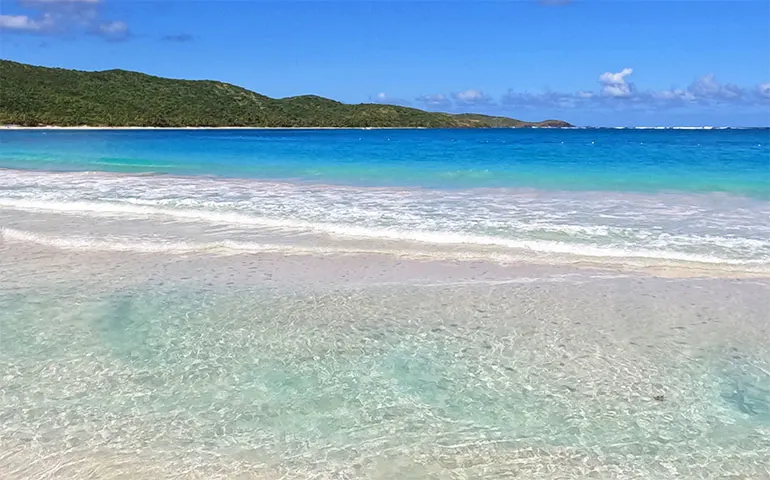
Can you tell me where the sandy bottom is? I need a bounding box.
[1,244,769,479]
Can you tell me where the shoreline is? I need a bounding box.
[2,130,768,279]
[1,166,767,279]
[1,125,433,130]
[4,125,768,130]
[0,126,576,131]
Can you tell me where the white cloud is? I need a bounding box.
[686,74,744,102]
[1,0,127,39]
[599,68,634,97]
[452,89,495,106]
[599,68,633,86]
[758,83,770,99]
[455,90,483,102]
[416,93,452,108]
[502,90,578,109]
[498,69,766,111]
[0,14,54,32]
[96,19,127,38]
[409,69,763,113]
[651,88,695,102]
[689,74,721,97]
[369,92,410,107]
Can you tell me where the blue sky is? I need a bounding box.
[1,0,768,126]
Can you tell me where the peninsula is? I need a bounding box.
[0,60,571,129]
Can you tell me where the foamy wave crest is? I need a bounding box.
[2,176,769,270]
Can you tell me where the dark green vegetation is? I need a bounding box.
[0,60,572,128]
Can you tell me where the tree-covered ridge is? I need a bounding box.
[0,60,572,128]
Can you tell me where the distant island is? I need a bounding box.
[0,60,572,129]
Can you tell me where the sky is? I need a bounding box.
[1,0,768,126]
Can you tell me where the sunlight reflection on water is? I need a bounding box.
[1,276,769,478]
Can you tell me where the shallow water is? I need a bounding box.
[1,128,769,478]
[1,248,769,478]
[1,129,769,273]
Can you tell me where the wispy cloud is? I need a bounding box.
[370,92,410,106]
[415,93,452,109]
[93,19,127,40]
[501,69,769,111]
[0,13,55,32]
[758,83,770,99]
[0,0,128,40]
[501,90,580,109]
[452,89,495,106]
[161,33,194,43]
[406,69,767,113]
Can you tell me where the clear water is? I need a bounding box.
[1,129,769,196]
[1,128,769,478]
[1,129,769,272]
[1,260,769,478]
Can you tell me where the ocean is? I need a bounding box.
[1,128,769,272]
[1,128,769,478]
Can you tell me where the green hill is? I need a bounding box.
[452,113,570,128]
[0,60,572,128]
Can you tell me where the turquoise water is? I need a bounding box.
[1,264,769,478]
[1,128,769,270]
[1,128,770,478]
[1,129,769,196]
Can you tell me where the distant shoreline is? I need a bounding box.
[2,125,766,131]
[0,125,579,131]
[0,125,432,130]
